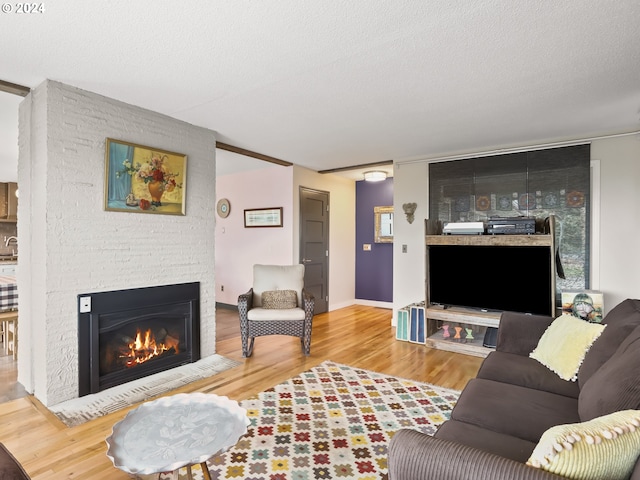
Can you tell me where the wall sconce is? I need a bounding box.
[363,171,387,182]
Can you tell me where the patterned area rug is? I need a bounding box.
[50,354,241,427]
[160,360,459,480]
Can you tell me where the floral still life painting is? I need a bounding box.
[104,138,187,215]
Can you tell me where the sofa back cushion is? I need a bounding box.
[579,324,640,421]
[578,299,640,389]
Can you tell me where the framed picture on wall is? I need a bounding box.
[104,138,187,215]
[244,207,283,228]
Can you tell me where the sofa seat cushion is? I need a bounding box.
[578,298,640,388]
[435,419,538,463]
[477,351,580,399]
[450,379,580,443]
[247,307,306,321]
[579,325,640,421]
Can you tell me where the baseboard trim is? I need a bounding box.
[354,299,393,309]
[216,302,238,311]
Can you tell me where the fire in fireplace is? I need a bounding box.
[119,327,177,367]
[78,282,200,397]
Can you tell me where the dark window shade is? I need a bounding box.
[429,144,591,291]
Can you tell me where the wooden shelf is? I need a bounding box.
[426,234,552,247]
[426,305,500,328]
[425,329,493,358]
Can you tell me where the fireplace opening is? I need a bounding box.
[78,283,200,397]
[101,320,181,374]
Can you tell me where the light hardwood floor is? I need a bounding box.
[0,305,483,479]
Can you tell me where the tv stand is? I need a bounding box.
[424,305,501,357]
[423,218,556,357]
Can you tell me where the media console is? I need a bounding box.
[424,218,556,357]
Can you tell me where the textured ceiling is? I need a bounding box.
[1,1,639,180]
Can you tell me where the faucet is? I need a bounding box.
[3,236,17,256]
[4,236,17,248]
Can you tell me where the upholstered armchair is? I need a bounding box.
[237,264,315,357]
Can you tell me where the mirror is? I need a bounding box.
[374,206,393,243]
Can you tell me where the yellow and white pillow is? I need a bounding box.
[527,410,640,480]
[530,313,606,381]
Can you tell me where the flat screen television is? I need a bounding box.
[428,245,552,316]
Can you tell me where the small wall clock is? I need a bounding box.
[216,198,231,218]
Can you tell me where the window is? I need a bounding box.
[429,144,591,292]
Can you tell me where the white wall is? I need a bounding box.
[392,161,430,323]
[292,166,356,311]
[592,135,640,309]
[215,165,294,304]
[17,80,217,406]
[391,134,640,321]
[214,164,356,312]
[0,92,21,182]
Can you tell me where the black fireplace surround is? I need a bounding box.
[78,282,200,397]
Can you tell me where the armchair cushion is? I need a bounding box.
[247,307,306,321]
[262,289,298,309]
[252,264,304,308]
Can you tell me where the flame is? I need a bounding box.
[124,328,171,367]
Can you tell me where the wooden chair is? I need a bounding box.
[0,311,17,359]
[238,264,315,357]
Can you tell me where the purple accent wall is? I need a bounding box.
[355,178,393,302]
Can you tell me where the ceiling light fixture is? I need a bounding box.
[363,170,387,182]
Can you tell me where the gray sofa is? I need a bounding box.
[388,298,640,479]
[0,443,29,479]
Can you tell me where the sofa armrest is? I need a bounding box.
[388,429,564,480]
[0,443,30,479]
[496,312,554,356]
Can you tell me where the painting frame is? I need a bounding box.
[561,290,604,323]
[104,138,187,215]
[244,207,283,228]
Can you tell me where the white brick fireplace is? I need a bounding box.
[17,80,218,406]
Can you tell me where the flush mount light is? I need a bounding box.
[363,170,387,182]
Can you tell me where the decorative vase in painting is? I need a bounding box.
[148,180,165,206]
